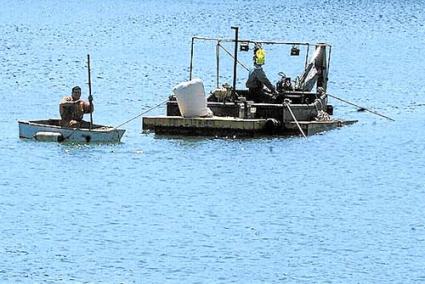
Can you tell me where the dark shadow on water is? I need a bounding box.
[147,132,301,142]
[142,131,310,150]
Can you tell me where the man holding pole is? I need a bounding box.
[59,86,94,128]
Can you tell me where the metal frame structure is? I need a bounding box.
[188,36,332,90]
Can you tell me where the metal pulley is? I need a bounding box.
[290,45,300,56]
[239,41,249,51]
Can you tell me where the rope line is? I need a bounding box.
[218,44,250,71]
[284,102,307,138]
[328,94,395,121]
[114,99,169,129]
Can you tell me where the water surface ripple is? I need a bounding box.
[1,0,425,283]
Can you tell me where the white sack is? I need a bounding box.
[172,78,213,118]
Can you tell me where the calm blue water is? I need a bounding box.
[1,0,425,283]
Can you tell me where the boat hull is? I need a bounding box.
[143,92,355,138]
[142,115,357,137]
[18,119,125,143]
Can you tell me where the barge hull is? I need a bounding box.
[143,116,357,137]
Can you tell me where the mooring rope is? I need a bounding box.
[64,127,78,141]
[113,99,169,129]
[328,94,395,121]
[284,101,307,138]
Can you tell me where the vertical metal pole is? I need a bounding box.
[324,45,331,92]
[189,37,195,80]
[231,26,239,97]
[216,40,220,88]
[304,44,310,71]
[322,45,331,92]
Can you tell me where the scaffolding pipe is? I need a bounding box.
[191,36,329,47]
[216,40,220,88]
[304,44,310,71]
[231,27,239,97]
[189,37,195,80]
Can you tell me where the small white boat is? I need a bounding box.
[18,119,125,143]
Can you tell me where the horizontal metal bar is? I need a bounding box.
[192,36,331,47]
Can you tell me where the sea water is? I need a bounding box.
[1,0,424,282]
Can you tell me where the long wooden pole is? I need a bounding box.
[87,54,93,130]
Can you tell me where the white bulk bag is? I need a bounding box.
[172,79,213,118]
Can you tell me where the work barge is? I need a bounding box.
[143,29,356,137]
